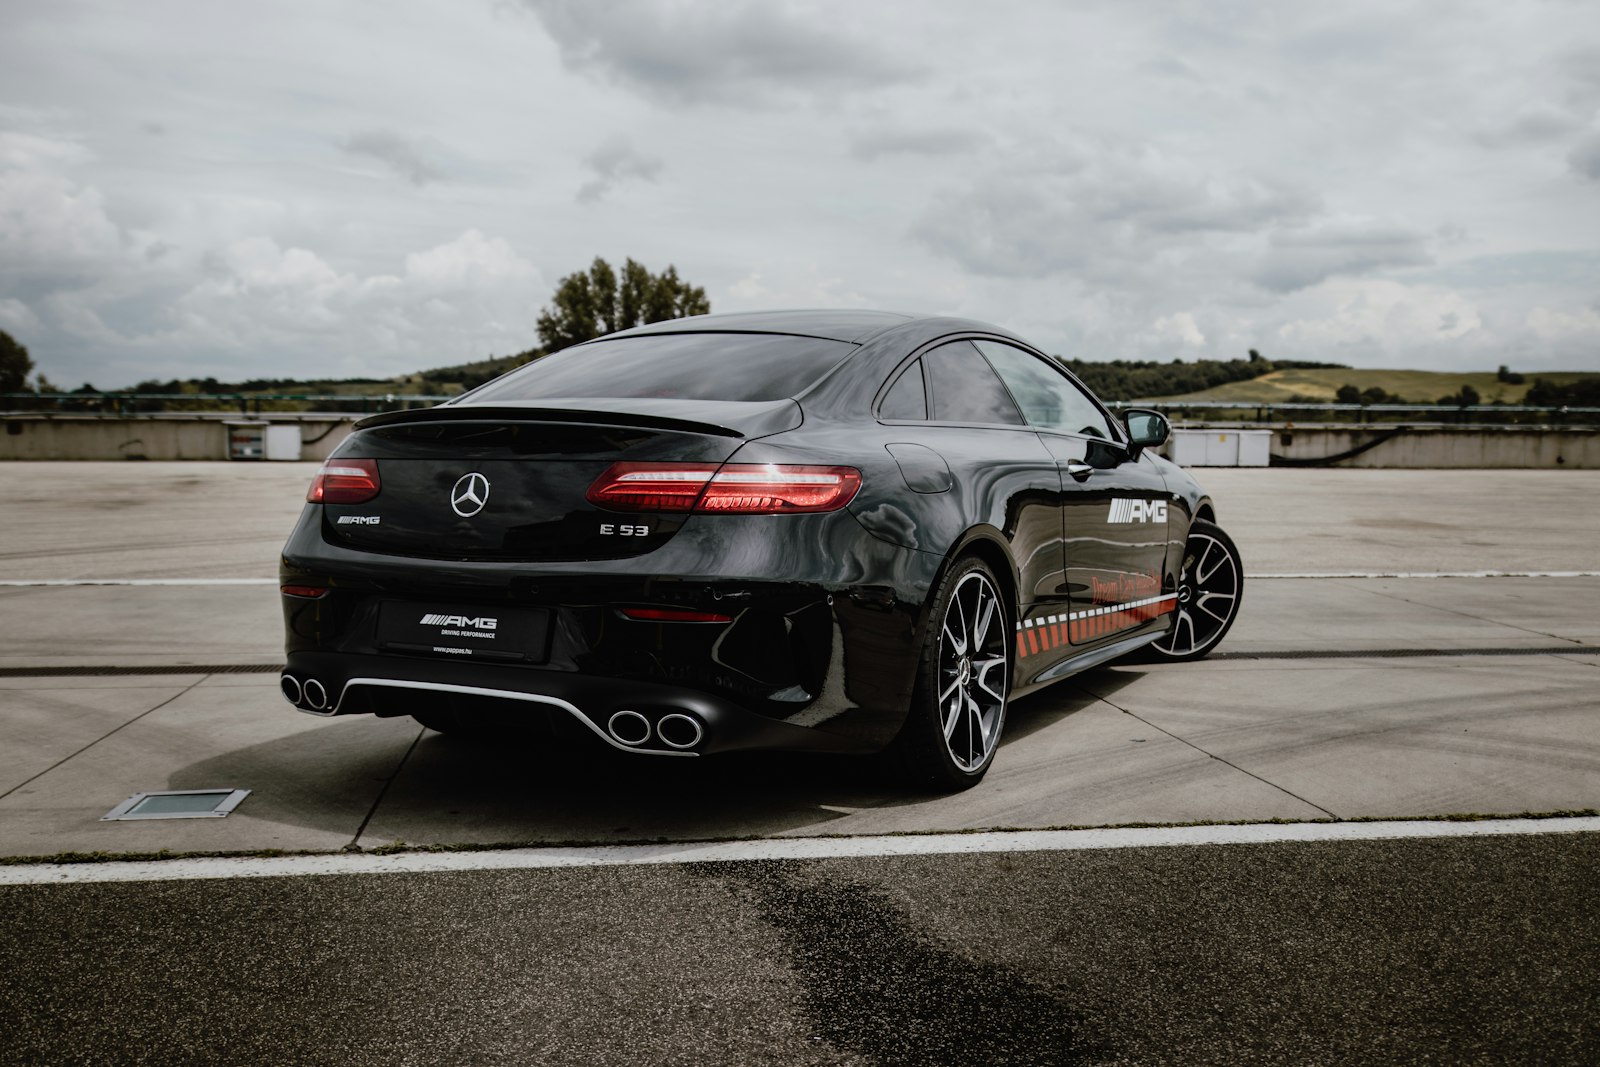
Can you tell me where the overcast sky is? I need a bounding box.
[2,0,1598,388]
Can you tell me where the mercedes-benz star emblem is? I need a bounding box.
[450,472,490,517]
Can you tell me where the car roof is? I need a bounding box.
[604,309,919,344]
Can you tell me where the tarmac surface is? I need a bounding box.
[1,463,1597,1063]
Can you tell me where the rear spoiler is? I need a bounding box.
[354,398,803,440]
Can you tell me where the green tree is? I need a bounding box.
[1336,384,1362,404]
[0,329,34,393]
[535,257,710,352]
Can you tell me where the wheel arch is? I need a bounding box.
[921,526,1019,647]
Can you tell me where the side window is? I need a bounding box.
[974,339,1116,440]
[924,341,1025,425]
[878,360,927,420]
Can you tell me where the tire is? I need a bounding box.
[888,556,1011,791]
[1147,518,1243,662]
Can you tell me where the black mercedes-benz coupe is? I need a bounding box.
[279,310,1242,788]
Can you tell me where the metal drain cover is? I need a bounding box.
[102,789,251,821]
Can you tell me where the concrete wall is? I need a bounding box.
[1193,425,1600,468]
[0,415,355,462]
[2,414,1596,468]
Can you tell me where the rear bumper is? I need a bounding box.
[281,650,875,757]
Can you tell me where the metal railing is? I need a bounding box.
[1107,400,1600,426]
[1,392,452,416]
[4,392,1598,426]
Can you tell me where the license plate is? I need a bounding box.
[376,602,550,664]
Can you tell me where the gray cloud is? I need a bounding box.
[1252,222,1432,292]
[849,127,991,162]
[1476,103,1583,147]
[577,134,663,203]
[339,129,444,186]
[913,144,1317,280]
[1568,130,1600,181]
[520,0,924,106]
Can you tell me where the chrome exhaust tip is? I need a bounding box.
[656,712,704,750]
[607,709,652,747]
[280,674,303,706]
[302,678,329,711]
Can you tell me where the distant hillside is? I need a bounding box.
[1151,368,1600,404]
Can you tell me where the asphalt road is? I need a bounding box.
[1,463,1597,1064]
[3,834,1596,1065]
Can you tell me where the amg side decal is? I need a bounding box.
[1107,498,1167,524]
[1014,594,1179,658]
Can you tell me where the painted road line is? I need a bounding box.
[0,579,278,587]
[1251,571,1600,579]
[3,817,1596,886]
[3,572,1596,587]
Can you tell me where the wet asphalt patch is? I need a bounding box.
[695,859,1090,1066]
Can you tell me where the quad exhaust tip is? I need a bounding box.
[302,678,329,711]
[280,674,302,706]
[607,709,652,747]
[656,713,704,750]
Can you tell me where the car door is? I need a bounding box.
[973,339,1175,648]
[876,340,1069,690]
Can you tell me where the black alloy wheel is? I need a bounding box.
[1149,518,1243,661]
[893,557,1011,789]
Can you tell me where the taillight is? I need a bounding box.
[280,584,328,599]
[700,464,862,513]
[587,462,861,514]
[585,463,717,512]
[308,459,381,504]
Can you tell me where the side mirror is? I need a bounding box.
[1122,409,1170,455]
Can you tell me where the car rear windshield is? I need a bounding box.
[465,332,857,404]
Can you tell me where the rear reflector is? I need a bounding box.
[280,584,328,599]
[588,462,861,514]
[618,606,733,623]
[308,459,381,504]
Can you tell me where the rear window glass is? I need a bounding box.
[465,333,856,404]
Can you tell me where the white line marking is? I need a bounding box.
[0,579,277,587]
[2,574,1592,588]
[1252,571,1600,580]
[3,817,1595,886]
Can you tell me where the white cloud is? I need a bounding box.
[1526,305,1600,341]
[1274,280,1483,352]
[1153,312,1207,347]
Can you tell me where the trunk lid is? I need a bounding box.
[319,399,799,562]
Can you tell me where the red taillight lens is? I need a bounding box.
[699,464,862,513]
[586,463,717,512]
[587,462,861,514]
[617,606,733,623]
[280,584,328,599]
[308,459,381,504]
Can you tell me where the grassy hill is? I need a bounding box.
[1152,368,1600,404]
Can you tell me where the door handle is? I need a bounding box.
[1065,461,1095,480]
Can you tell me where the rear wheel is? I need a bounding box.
[1148,518,1243,661]
[889,557,1011,790]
